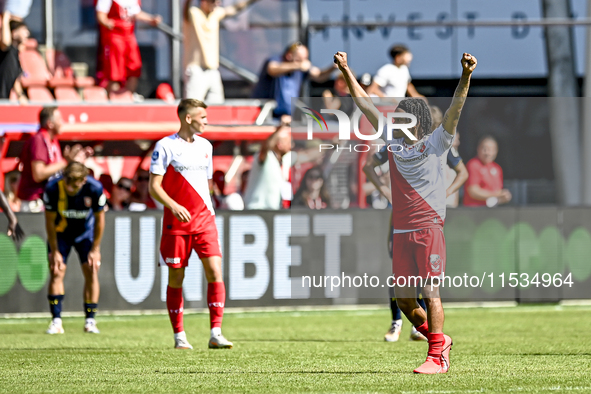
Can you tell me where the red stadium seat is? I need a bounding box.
[109,89,134,103]
[54,87,81,102]
[27,87,55,103]
[19,50,51,88]
[75,76,96,88]
[82,86,108,102]
[99,174,114,198]
[156,83,175,103]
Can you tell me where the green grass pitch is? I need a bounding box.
[1,305,591,393]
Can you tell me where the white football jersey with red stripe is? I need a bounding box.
[150,133,214,235]
[386,125,454,231]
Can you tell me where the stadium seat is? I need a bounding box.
[99,174,114,198]
[54,86,82,102]
[75,76,96,88]
[82,86,108,102]
[156,83,175,103]
[19,50,51,88]
[109,89,134,103]
[27,87,55,103]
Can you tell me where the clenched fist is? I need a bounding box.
[461,53,477,74]
[333,51,349,71]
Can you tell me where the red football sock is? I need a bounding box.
[427,332,444,364]
[415,321,429,337]
[207,282,225,329]
[166,286,184,334]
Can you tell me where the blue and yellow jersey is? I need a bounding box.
[43,176,106,242]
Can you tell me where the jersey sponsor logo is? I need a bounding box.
[173,165,207,172]
[84,197,92,207]
[168,307,183,314]
[394,151,428,163]
[430,254,442,274]
[152,151,159,161]
[165,257,181,265]
[59,209,91,219]
[208,302,224,308]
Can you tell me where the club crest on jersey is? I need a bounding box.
[417,142,427,153]
[152,151,159,161]
[430,254,442,274]
[84,197,92,207]
[205,153,209,159]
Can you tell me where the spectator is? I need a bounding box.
[243,125,291,210]
[212,170,244,210]
[129,168,162,211]
[464,136,512,207]
[96,0,161,97]
[183,0,259,103]
[0,12,28,104]
[17,106,93,212]
[107,177,132,211]
[0,186,24,242]
[367,44,423,99]
[0,0,33,21]
[322,72,355,116]
[292,167,330,209]
[3,170,21,212]
[252,42,335,123]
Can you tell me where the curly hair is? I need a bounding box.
[396,98,432,139]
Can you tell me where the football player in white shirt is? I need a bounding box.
[334,50,477,374]
[368,44,424,99]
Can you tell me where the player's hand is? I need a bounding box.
[151,15,162,26]
[104,19,115,30]
[171,202,191,223]
[379,185,392,205]
[461,53,477,74]
[49,251,65,275]
[498,189,512,204]
[87,248,102,270]
[7,221,24,243]
[333,51,349,72]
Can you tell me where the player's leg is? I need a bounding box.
[414,229,450,374]
[194,225,232,349]
[161,234,192,349]
[410,291,428,341]
[77,239,100,333]
[385,286,403,342]
[46,238,70,334]
[184,65,209,100]
[104,33,126,94]
[125,34,142,95]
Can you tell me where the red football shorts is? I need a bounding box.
[159,230,222,269]
[391,228,446,279]
[102,32,142,82]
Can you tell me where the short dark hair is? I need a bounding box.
[9,20,27,32]
[389,44,410,60]
[177,99,207,118]
[39,106,58,128]
[63,162,89,182]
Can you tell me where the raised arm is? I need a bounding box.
[224,0,260,17]
[1,11,12,51]
[333,51,382,132]
[442,53,477,135]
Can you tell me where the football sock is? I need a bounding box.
[427,332,444,365]
[166,286,184,334]
[211,327,221,337]
[48,295,64,319]
[390,298,402,321]
[84,303,98,319]
[415,321,429,337]
[207,282,225,329]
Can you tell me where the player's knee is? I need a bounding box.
[168,268,185,287]
[396,298,416,313]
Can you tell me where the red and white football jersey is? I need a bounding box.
[150,133,215,235]
[96,0,141,34]
[386,125,454,231]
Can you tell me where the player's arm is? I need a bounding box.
[224,0,260,17]
[442,53,477,136]
[44,210,64,274]
[135,11,161,26]
[0,192,24,242]
[1,11,11,51]
[446,160,468,198]
[406,83,424,98]
[87,210,104,268]
[334,51,382,132]
[183,0,193,21]
[149,173,191,222]
[362,154,391,204]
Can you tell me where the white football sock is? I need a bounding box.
[211,327,221,337]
